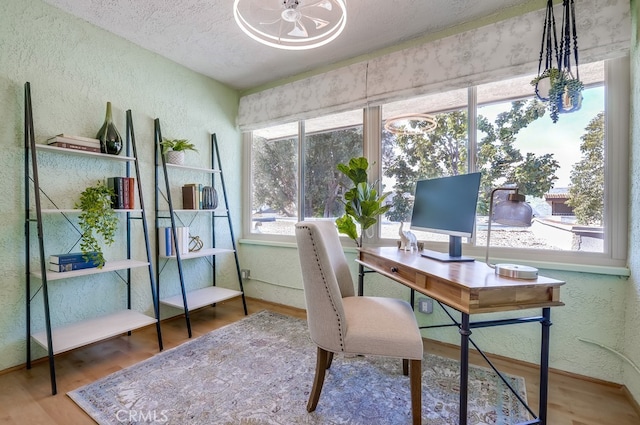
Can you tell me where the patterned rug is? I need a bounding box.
[68,310,530,424]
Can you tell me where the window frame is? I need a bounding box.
[241,56,630,272]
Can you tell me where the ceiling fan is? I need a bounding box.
[233,0,347,50]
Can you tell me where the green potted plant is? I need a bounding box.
[530,67,560,102]
[547,70,583,123]
[75,180,118,268]
[159,138,198,165]
[335,157,391,247]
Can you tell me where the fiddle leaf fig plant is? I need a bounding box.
[336,157,391,247]
[75,180,118,268]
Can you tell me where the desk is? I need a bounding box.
[356,247,565,425]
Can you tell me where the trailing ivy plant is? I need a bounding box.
[530,67,560,101]
[75,180,118,268]
[546,70,584,123]
[335,157,391,247]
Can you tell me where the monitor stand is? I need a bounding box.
[420,235,475,262]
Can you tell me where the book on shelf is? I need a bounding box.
[128,177,135,209]
[182,183,203,209]
[47,134,100,148]
[48,260,99,272]
[48,141,101,153]
[182,185,197,209]
[49,251,98,265]
[107,177,135,209]
[158,226,189,256]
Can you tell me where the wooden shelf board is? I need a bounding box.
[32,259,149,281]
[35,144,135,162]
[159,248,234,260]
[31,310,157,354]
[160,286,242,310]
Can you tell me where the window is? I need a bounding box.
[245,57,628,269]
[249,110,363,236]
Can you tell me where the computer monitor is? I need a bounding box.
[410,172,482,262]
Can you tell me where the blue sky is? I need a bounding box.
[478,86,605,187]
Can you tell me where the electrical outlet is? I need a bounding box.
[417,297,433,314]
[240,269,250,280]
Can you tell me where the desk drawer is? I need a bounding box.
[359,251,416,283]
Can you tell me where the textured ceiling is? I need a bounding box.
[41,0,535,91]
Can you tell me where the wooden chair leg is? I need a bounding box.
[307,347,330,412]
[410,359,422,425]
[326,351,334,369]
[402,358,409,376]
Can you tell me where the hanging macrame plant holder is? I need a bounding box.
[532,0,559,102]
[532,0,584,123]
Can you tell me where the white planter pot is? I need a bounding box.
[166,151,185,165]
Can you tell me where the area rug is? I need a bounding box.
[68,310,530,425]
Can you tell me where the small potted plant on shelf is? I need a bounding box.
[335,157,391,247]
[159,138,198,165]
[75,180,118,268]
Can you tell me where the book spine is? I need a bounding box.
[49,261,99,272]
[128,177,135,209]
[177,227,189,254]
[198,184,203,209]
[49,141,100,153]
[107,177,118,209]
[49,252,98,264]
[117,177,125,209]
[56,134,101,144]
[47,136,100,148]
[122,177,130,209]
[182,185,196,209]
[166,227,172,256]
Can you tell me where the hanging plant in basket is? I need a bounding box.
[531,0,583,122]
[531,67,560,102]
[547,70,584,123]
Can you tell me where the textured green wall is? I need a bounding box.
[0,0,241,371]
[625,0,640,404]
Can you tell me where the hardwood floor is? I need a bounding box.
[0,297,638,424]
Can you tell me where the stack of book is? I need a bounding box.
[47,134,101,153]
[182,183,203,209]
[48,252,99,272]
[158,227,189,256]
[107,177,136,209]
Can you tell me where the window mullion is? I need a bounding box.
[298,120,306,222]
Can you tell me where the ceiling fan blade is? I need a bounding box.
[307,16,330,30]
[300,0,333,12]
[288,19,309,38]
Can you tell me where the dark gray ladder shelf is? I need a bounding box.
[154,118,247,338]
[24,82,163,395]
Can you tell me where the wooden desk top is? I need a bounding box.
[356,247,565,314]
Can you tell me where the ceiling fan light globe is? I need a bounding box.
[281,8,301,23]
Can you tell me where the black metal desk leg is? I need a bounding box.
[358,264,364,296]
[459,313,471,425]
[539,307,552,424]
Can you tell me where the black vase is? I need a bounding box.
[96,102,123,155]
